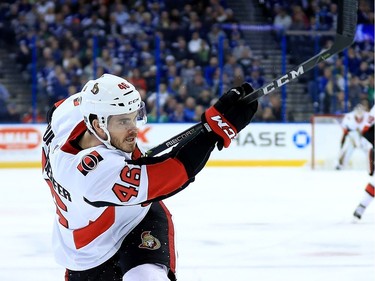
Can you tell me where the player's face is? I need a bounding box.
[107,112,138,152]
[355,116,363,123]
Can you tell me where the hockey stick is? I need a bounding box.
[145,0,358,157]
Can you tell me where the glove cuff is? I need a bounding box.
[203,106,237,148]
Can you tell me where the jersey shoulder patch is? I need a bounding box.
[77,150,104,176]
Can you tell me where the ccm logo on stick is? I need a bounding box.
[262,66,305,95]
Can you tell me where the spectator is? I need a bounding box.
[192,104,205,122]
[204,56,219,87]
[147,83,169,109]
[0,103,21,123]
[207,24,226,52]
[269,95,282,121]
[232,66,246,87]
[262,106,277,122]
[143,65,158,92]
[81,12,106,39]
[140,12,155,39]
[0,82,10,104]
[163,55,178,80]
[171,36,189,62]
[232,39,252,61]
[188,31,205,62]
[348,76,363,107]
[163,96,179,116]
[168,102,186,122]
[158,10,171,30]
[195,39,210,65]
[15,40,32,73]
[49,71,70,105]
[186,71,209,99]
[247,69,265,90]
[128,68,147,92]
[36,0,55,17]
[237,46,253,75]
[21,107,45,123]
[273,6,292,38]
[146,99,169,123]
[321,70,343,114]
[180,59,198,84]
[196,88,214,108]
[169,75,184,96]
[223,54,242,84]
[175,84,189,104]
[121,12,141,37]
[62,49,82,79]
[0,99,9,121]
[183,96,197,122]
[97,48,117,74]
[111,3,130,26]
[346,47,362,74]
[356,61,372,82]
[363,75,374,106]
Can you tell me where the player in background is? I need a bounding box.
[41,73,258,280]
[335,104,373,170]
[353,105,374,220]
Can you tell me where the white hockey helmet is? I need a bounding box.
[353,104,365,120]
[79,73,147,149]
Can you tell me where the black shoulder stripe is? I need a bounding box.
[84,197,122,207]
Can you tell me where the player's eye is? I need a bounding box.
[119,119,131,125]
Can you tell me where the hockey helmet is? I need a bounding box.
[79,73,147,149]
[353,104,365,121]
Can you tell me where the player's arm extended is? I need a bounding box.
[85,85,258,207]
[124,131,216,203]
[128,84,258,203]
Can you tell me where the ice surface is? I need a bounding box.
[0,167,373,281]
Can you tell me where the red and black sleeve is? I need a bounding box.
[127,130,216,202]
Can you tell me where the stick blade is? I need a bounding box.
[321,0,358,57]
[337,0,358,39]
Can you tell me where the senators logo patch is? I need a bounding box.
[91,83,99,95]
[138,231,161,250]
[77,150,103,175]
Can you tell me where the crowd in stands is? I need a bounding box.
[0,0,373,124]
[261,0,374,114]
[0,0,282,123]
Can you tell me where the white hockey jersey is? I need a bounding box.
[341,110,371,134]
[365,105,375,128]
[42,94,189,270]
[340,108,373,150]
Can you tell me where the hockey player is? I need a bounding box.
[336,104,373,170]
[41,73,258,280]
[353,105,374,220]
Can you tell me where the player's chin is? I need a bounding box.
[122,137,136,151]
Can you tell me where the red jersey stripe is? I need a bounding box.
[73,206,115,249]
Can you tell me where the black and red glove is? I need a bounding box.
[201,83,258,149]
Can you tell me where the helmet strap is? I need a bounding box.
[87,116,117,150]
[99,125,117,150]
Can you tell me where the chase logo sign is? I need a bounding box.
[293,130,310,148]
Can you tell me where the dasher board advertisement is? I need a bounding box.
[0,123,313,168]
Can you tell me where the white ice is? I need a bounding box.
[0,167,373,281]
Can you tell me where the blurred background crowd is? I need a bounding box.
[0,0,373,123]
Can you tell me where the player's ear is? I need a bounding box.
[92,119,106,139]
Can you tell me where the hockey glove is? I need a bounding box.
[201,83,258,149]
